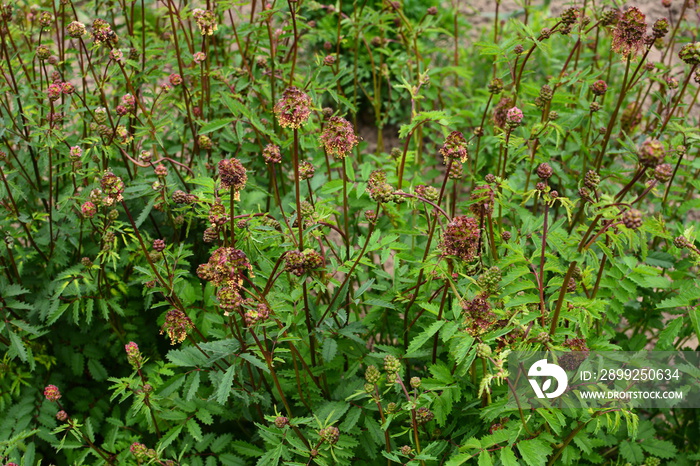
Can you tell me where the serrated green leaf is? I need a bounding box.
[199,118,235,134]
[256,443,283,466]
[656,317,684,349]
[231,440,264,458]
[159,425,183,451]
[405,320,445,357]
[500,448,519,466]
[689,307,700,339]
[518,438,552,466]
[619,440,644,464]
[185,371,201,401]
[640,439,677,459]
[322,338,337,362]
[215,365,236,404]
[8,330,27,362]
[239,353,269,373]
[478,450,493,466]
[87,359,107,381]
[186,419,203,442]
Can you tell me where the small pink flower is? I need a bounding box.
[192,9,218,35]
[193,51,206,64]
[160,309,194,344]
[506,107,523,126]
[169,73,183,86]
[262,144,282,164]
[125,341,143,368]
[611,7,647,59]
[591,80,607,96]
[320,116,359,159]
[44,384,61,402]
[218,158,247,196]
[81,201,97,218]
[69,146,82,159]
[46,83,62,101]
[274,86,312,129]
[439,131,468,163]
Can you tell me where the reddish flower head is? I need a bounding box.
[218,159,247,198]
[274,86,312,129]
[125,342,143,368]
[320,116,359,159]
[262,144,282,164]
[611,7,647,59]
[160,309,194,345]
[439,131,468,163]
[81,201,97,218]
[440,216,480,262]
[44,384,61,402]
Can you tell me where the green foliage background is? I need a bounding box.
[1,0,700,465]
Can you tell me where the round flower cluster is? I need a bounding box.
[172,190,198,204]
[193,9,218,35]
[320,116,359,160]
[469,184,495,216]
[198,134,213,150]
[125,341,143,368]
[100,170,125,205]
[536,162,553,180]
[638,138,665,167]
[365,365,381,384]
[120,93,136,114]
[36,45,51,60]
[196,247,252,287]
[218,158,247,198]
[130,442,156,462]
[653,163,673,183]
[152,239,166,252]
[274,86,312,129]
[611,7,647,59]
[440,216,480,262]
[477,266,502,296]
[492,97,514,129]
[534,85,553,109]
[439,131,468,163]
[461,296,496,336]
[622,209,643,229]
[416,407,435,425]
[91,18,118,46]
[262,144,282,164]
[366,170,397,203]
[584,170,600,190]
[319,426,340,445]
[559,338,589,370]
[487,78,503,94]
[160,309,194,345]
[274,416,289,428]
[284,249,324,276]
[81,201,97,218]
[415,185,439,203]
[299,161,315,179]
[652,18,669,39]
[591,80,607,96]
[678,42,700,65]
[506,106,523,128]
[383,355,401,383]
[44,384,61,402]
[67,20,86,37]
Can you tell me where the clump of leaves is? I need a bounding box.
[1,1,699,465]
